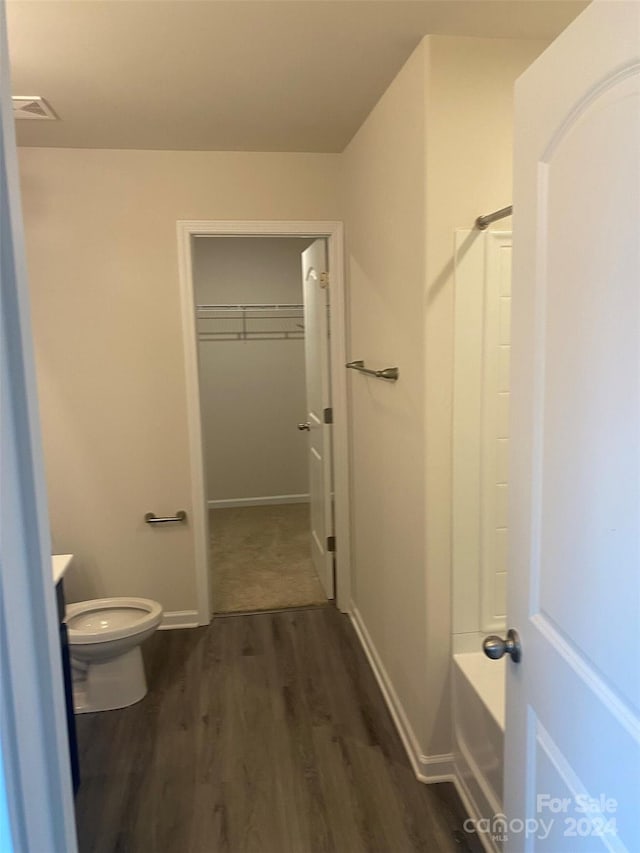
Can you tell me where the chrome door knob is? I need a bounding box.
[482,628,522,663]
[297,422,311,431]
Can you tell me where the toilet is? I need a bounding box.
[66,597,163,713]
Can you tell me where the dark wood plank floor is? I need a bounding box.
[75,605,480,853]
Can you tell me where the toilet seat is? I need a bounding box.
[66,597,163,645]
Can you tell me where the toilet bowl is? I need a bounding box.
[66,597,163,713]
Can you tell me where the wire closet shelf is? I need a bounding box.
[196,302,305,341]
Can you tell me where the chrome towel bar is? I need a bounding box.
[145,510,187,525]
[346,360,399,381]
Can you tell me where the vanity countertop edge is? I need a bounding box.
[52,554,73,585]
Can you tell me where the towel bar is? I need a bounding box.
[145,511,187,524]
[346,360,399,381]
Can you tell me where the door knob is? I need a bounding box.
[482,628,522,663]
[297,422,311,431]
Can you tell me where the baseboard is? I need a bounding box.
[420,752,456,783]
[159,610,200,630]
[451,734,502,853]
[452,777,500,853]
[349,605,454,785]
[207,494,310,509]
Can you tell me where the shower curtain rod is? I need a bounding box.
[475,204,513,231]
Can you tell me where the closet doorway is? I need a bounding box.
[177,221,350,621]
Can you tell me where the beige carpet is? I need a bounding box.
[210,503,327,614]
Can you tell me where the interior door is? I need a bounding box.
[0,4,78,848]
[504,2,640,850]
[301,239,334,599]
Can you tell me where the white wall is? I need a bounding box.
[18,148,340,619]
[342,42,431,770]
[193,236,311,503]
[342,35,547,773]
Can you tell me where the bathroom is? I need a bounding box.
[17,23,538,835]
[6,9,560,845]
[3,2,637,851]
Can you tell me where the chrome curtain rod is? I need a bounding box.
[475,205,513,231]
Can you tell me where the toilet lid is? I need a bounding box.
[66,597,163,643]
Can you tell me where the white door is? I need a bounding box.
[504,2,640,851]
[0,3,78,849]
[301,239,334,599]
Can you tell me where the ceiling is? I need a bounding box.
[7,0,587,153]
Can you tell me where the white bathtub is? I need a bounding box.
[453,652,505,847]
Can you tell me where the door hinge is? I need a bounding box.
[327,536,336,553]
[320,271,329,288]
[323,407,333,424]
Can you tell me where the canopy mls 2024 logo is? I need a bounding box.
[463,794,619,845]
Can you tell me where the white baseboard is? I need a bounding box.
[349,605,454,784]
[451,778,497,853]
[159,610,200,630]
[420,752,456,782]
[208,494,310,509]
[450,730,502,853]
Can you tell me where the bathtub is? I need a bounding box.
[453,652,505,849]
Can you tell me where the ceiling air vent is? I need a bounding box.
[12,96,58,120]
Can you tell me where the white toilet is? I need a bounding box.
[66,597,163,714]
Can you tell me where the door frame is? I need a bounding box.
[176,220,351,619]
[0,3,78,849]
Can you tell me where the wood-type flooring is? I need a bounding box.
[75,606,481,853]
